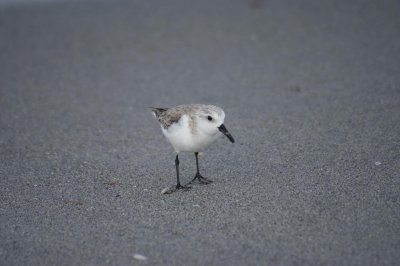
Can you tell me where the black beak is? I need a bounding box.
[218,124,235,143]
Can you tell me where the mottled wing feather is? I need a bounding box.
[162,110,183,128]
[151,104,219,130]
[150,107,168,118]
[151,107,184,129]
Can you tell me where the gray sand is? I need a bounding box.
[1,0,399,265]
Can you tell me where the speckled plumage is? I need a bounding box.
[151,104,224,132]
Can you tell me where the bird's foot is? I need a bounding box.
[176,184,192,190]
[161,184,192,195]
[189,173,213,185]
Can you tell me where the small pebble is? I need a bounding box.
[133,254,147,261]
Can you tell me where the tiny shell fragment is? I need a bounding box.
[161,187,170,194]
[133,254,147,261]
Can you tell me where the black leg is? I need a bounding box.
[195,152,200,175]
[175,154,180,186]
[161,154,191,194]
[175,155,191,190]
[189,152,213,184]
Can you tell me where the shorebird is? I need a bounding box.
[151,104,235,194]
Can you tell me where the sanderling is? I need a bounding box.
[151,104,235,194]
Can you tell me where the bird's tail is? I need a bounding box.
[149,107,168,118]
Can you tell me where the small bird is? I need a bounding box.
[151,104,235,194]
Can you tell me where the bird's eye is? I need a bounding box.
[207,116,213,121]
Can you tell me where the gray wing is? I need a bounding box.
[150,107,169,118]
[150,107,183,128]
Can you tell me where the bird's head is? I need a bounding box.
[195,105,235,143]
